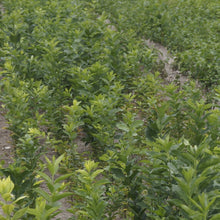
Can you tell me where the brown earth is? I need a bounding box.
[145,39,189,85]
[0,108,14,216]
[0,109,14,167]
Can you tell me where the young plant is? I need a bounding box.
[100,111,146,219]
[32,154,72,219]
[27,197,60,220]
[63,100,85,143]
[0,176,28,220]
[0,164,40,208]
[70,160,109,219]
[141,136,220,219]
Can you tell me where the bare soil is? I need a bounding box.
[145,39,189,85]
[0,110,14,167]
[0,108,14,216]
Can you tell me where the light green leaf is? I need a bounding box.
[27,208,40,217]
[54,174,72,184]
[91,169,103,179]
[54,154,65,175]
[94,179,110,187]
[12,207,28,220]
[45,207,60,217]
[210,213,220,220]
[189,197,203,212]
[132,120,144,127]
[53,192,73,202]
[34,188,51,202]
[2,204,14,216]
[181,204,203,219]
[116,122,129,132]
[37,171,53,186]
[13,196,27,204]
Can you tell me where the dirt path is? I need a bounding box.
[145,39,189,85]
[0,108,14,216]
[0,109,14,167]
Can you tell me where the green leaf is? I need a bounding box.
[34,188,51,202]
[53,192,73,202]
[47,182,55,193]
[54,154,65,175]
[27,208,40,217]
[94,179,110,187]
[91,169,103,179]
[197,156,220,172]
[54,174,72,184]
[210,213,220,220]
[182,167,195,183]
[168,198,184,207]
[167,162,178,174]
[2,204,14,216]
[12,207,28,220]
[77,169,89,177]
[145,126,158,141]
[45,207,60,217]
[116,122,129,132]
[84,160,98,173]
[189,197,203,213]
[111,168,125,178]
[181,204,203,220]
[37,171,53,186]
[45,156,53,175]
[150,166,168,174]
[206,197,217,212]
[132,120,144,127]
[173,176,190,198]
[13,196,27,204]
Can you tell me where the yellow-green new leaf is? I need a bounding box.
[2,204,14,216]
[91,169,104,179]
[12,207,28,220]
[210,213,220,220]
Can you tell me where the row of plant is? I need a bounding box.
[0,0,219,219]
[94,0,220,85]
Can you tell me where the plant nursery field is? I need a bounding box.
[0,0,219,219]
